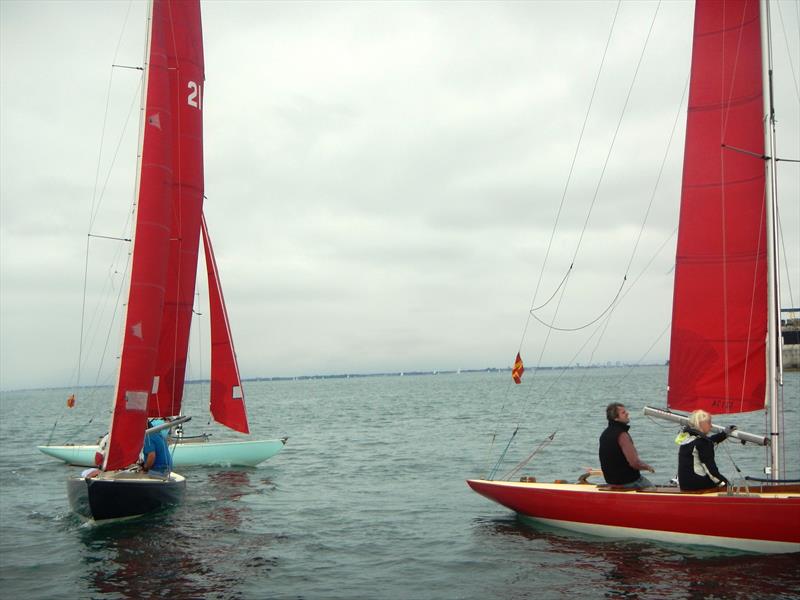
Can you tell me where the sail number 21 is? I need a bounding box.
[187,81,202,110]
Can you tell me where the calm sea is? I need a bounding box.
[1,367,798,599]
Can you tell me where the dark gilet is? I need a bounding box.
[599,420,641,484]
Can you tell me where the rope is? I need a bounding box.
[775,0,800,103]
[529,275,626,332]
[50,2,138,444]
[487,427,518,481]
[488,1,670,471]
[568,1,662,270]
[777,203,796,311]
[525,0,662,368]
[719,437,750,493]
[501,432,557,481]
[529,264,572,312]
[514,0,623,357]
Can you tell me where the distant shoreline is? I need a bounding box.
[2,362,669,393]
[239,361,667,383]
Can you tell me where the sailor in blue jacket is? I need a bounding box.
[142,424,173,477]
[676,409,733,491]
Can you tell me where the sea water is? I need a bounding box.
[1,366,798,599]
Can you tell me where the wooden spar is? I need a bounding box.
[642,406,768,445]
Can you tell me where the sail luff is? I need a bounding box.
[104,0,174,471]
[149,0,205,419]
[667,0,767,415]
[201,213,250,434]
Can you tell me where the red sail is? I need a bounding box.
[149,0,205,418]
[201,214,250,433]
[105,0,175,470]
[667,0,766,414]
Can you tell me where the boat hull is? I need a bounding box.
[68,472,186,521]
[467,479,800,554]
[40,438,286,467]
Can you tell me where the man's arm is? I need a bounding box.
[618,432,654,472]
[143,451,155,471]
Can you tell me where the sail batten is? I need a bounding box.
[667,0,767,415]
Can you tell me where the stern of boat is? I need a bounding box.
[67,471,186,522]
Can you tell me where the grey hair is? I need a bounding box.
[606,402,625,421]
[688,409,711,430]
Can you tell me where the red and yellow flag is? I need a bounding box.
[66,394,76,408]
[512,352,524,384]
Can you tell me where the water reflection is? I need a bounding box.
[78,515,224,600]
[476,516,800,599]
[75,469,277,599]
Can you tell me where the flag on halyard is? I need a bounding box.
[66,394,76,408]
[512,352,524,384]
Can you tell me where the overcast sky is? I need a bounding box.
[1,0,798,392]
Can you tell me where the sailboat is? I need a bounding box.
[43,0,287,478]
[66,0,277,521]
[43,214,287,469]
[468,0,800,553]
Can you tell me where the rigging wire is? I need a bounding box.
[775,0,800,102]
[76,10,142,396]
[528,1,664,334]
[489,223,678,476]
[486,0,623,472]
[488,1,668,476]
[529,265,572,313]
[501,432,557,481]
[540,228,676,402]
[528,276,626,332]
[52,1,137,446]
[568,1,663,271]
[515,0,623,353]
[526,0,671,381]
[777,207,796,310]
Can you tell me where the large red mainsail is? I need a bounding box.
[667,0,766,414]
[104,0,176,470]
[149,0,205,418]
[201,214,250,434]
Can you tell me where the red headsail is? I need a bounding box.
[201,214,250,434]
[149,0,205,418]
[105,0,177,470]
[667,0,766,414]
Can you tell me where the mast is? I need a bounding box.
[761,0,783,480]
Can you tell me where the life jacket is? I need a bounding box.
[676,427,725,490]
[599,420,641,484]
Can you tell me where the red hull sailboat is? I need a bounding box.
[468,0,799,553]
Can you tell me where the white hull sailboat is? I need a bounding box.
[43,437,286,468]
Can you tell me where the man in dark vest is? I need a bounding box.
[599,402,654,488]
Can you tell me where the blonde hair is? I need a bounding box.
[688,409,711,430]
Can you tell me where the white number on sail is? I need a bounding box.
[187,81,202,110]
